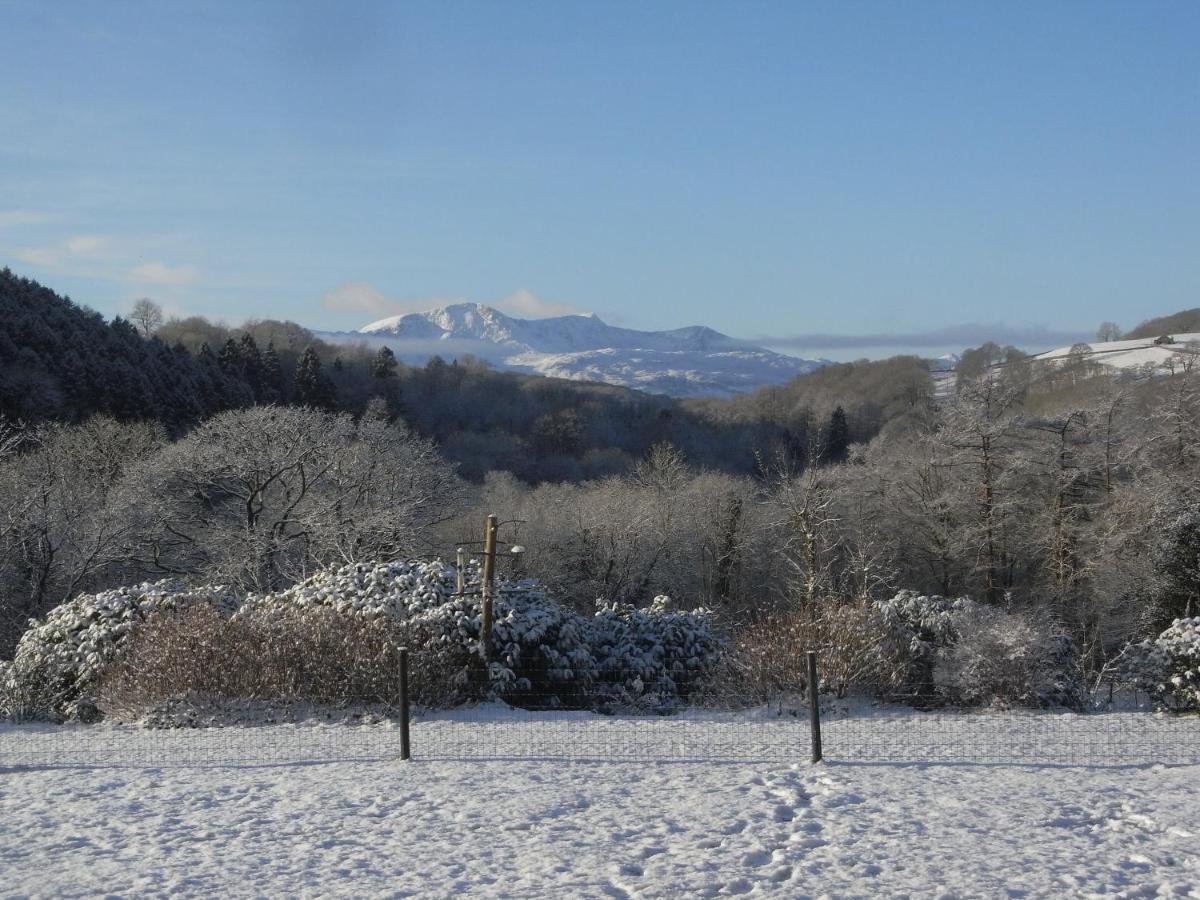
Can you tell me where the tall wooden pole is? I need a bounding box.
[481,514,498,660]
[455,547,466,596]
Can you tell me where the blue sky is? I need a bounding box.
[1,1,1196,360]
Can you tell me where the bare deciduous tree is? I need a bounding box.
[934,378,1023,603]
[130,298,164,338]
[124,404,463,592]
[0,418,165,653]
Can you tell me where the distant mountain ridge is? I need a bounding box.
[360,304,757,353]
[318,303,829,397]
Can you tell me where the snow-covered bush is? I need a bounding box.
[1150,617,1200,710]
[873,591,970,702]
[934,604,1085,709]
[392,586,599,707]
[248,559,472,620]
[246,564,725,712]
[4,581,240,721]
[0,660,12,720]
[589,596,724,712]
[1122,617,1200,711]
[248,560,599,708]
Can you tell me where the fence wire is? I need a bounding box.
[2,677,1197,770]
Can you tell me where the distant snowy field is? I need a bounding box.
[1033,332,1200,371]
[2,710,1198,897]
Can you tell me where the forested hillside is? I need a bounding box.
[1127,309,1200,339]
[0,269,922,481]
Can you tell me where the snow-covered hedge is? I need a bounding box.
[244,560,599,707]
[3,560,726,721]
[1124,617,1200,711]
[867,591,1087,709]
[245,559,472,619]
[590,597,724,712]
[251,563,721,712]
[872,591,969,701]
[1151,617,1200,709]
[933,604,1086,709]
[2,581,240,721]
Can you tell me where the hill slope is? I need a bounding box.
[1033,333,1200,372]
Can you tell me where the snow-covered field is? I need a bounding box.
[1032,332,1200,372]
[2,710,1198,897]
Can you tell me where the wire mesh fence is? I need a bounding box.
[2,656,1197,769]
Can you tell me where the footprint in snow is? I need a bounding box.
[741,849,773,868]
[769,865,794,883]
[772,804,795,822]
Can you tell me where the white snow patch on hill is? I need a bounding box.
[1034,333,1200,372]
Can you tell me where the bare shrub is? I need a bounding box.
[704,601,894,706]
[94,605,477,722]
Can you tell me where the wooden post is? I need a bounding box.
[480,514,498,660]
[455,547,466,596]
[399,646,411,761]
[807,650,822,763]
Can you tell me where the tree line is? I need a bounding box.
[0,269,926,482]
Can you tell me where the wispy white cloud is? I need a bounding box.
[10,233,199,288]
[321,281,455,318]
[127,262,200,285]
[0,209,60,228]
[495,288,583,318]
[322,282,586,321]
[14,233,111,267]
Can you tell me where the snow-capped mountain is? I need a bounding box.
[317,303,828,397]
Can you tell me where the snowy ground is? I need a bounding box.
[2,711,1198,897]
[2,753,1197,897]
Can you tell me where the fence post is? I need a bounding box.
[480,514,498,660]
[456,547,466,596]
[399,646,411,761]
[807,650,822,764]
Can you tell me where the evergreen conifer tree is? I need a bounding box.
[295,346,335,408]
[823,405,850,463]
[261,342,283,402]
[219,338,242,373]
[239,333,263,399]
[372,346,398,379]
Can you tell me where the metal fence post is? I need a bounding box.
[807,650,822,763]
[399,646,411,761]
